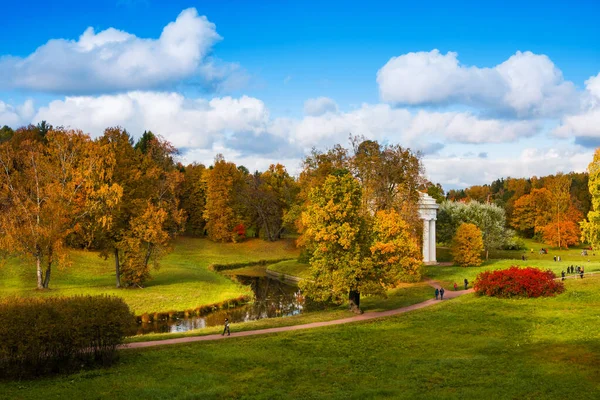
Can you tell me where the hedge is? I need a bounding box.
[0,295,136,379]
[208,257,295,272]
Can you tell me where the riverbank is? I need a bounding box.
[0,237,299,314]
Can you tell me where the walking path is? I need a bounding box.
[124,280,473,350]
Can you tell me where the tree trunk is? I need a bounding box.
[42,261,52,289]
[486,249,489,261]
[143,242,153,269]
[114,247,121,288]
[349,290,362,314]
[36,254,44,290]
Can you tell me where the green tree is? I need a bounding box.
[451,223,484,267]
[437,200,506,259]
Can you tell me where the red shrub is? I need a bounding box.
[233,223,246,237]
[474,266,565,298]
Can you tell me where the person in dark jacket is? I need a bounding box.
[561,270,565,281]
[222,318,231,336]
[435,288,439,300]
[464,278,469,290]
[440,287,445,300]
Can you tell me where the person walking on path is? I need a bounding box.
[464,278,469,290]
[561,270,565,281]
[440,287,445,300]
[580,268,584,279]
[435,288,439,300]
[454,282,458,291]
[222,318,231,336]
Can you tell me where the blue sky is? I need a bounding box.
[1,0,599,188]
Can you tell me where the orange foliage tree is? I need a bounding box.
[203,154,245,242]
[0,127,121,289]
[541,220,580,249]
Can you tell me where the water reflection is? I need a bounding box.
[136,274,310,335]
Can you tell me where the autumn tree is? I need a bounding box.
[350,137,423,226]
[240,164,298,241]
[299,172,369,313]
[546,173,573,248]
[203,154,245,242]
[542,220,580,248]
[91,128,184,287]
[118,131,184,286]
[581,148,600,248]
[510,188,553,237]
[370,209,422,284]
[0,127,121,289]
[179,163,207,236]
[451,223,484,267]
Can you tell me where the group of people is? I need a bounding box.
[553,255,562,262]
[561,266,585,280]
[437,279,469,299]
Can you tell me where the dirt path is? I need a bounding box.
[124,281,473,350]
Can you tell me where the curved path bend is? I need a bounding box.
[124,281,473,350]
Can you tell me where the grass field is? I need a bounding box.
[0,237,299,314]
[2,275,598,399]
[429,238,600,288]
[266,259,312,279]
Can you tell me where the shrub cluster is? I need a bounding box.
[138,294,252,324]
[0,295,136,379]
[208,257,295,272]
[474,266,565,298]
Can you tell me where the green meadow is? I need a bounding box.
[1,276,598,399]
[0,237,299,314]
[2,238,600,399]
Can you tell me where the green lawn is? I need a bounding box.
[0,237,299,314]
[2,276,599,399]
[429,238,600,287]
[267,259,312,278]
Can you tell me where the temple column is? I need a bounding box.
[422,218,430,262]
[429,219,436,263]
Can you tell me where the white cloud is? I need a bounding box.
[0,100,35,127]
[277,103,540,151]
[424,147,593,189]
[303,97,338,116]
[33,92,270,149]
[0,91,556,187]
[553,73,600,144]
[0,8,237,94]
[4,92,541,157]
[377,50,578,117]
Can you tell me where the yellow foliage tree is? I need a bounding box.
[370,209,422,284]
[451,223,484,267]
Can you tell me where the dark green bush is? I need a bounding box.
[208,257,295,272]
[0,295,136,379]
